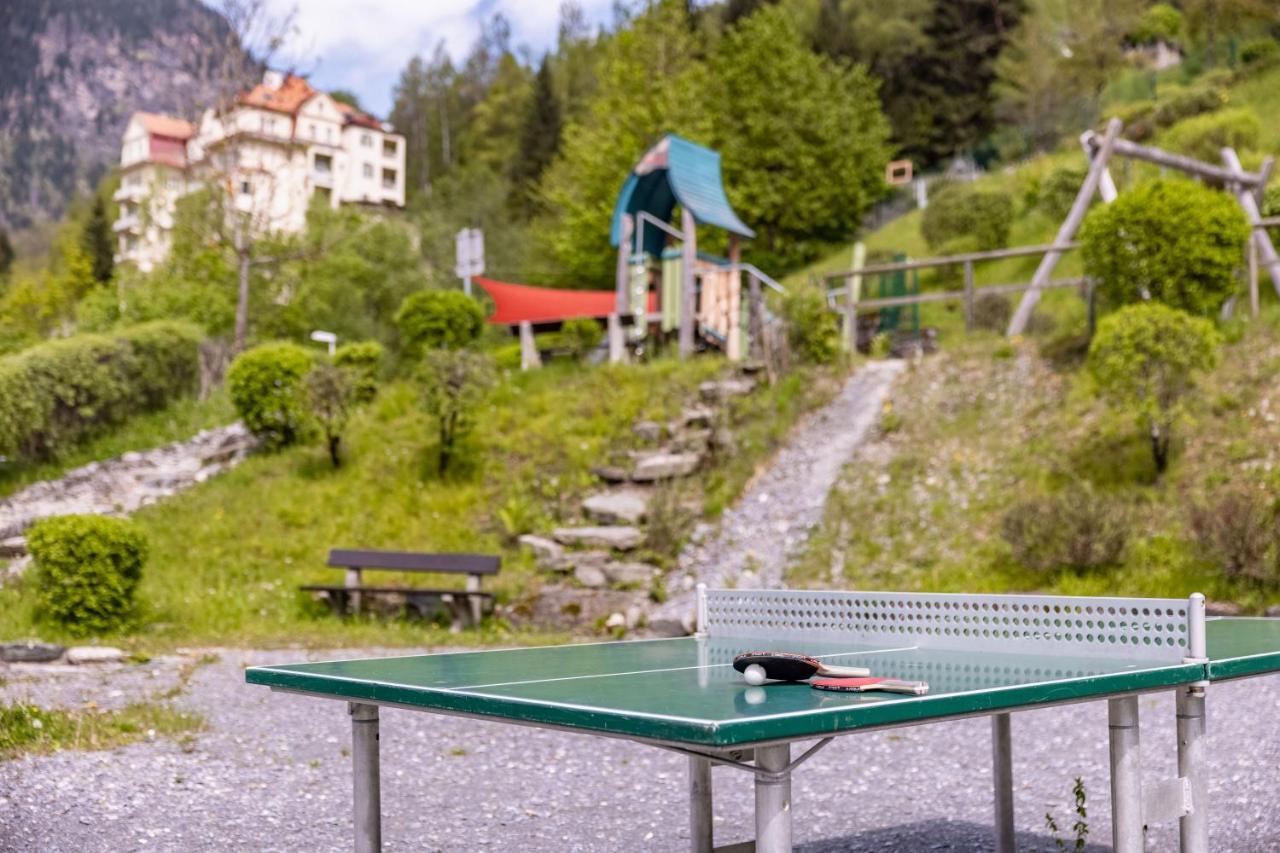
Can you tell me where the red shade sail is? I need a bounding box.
[475,277,656,326]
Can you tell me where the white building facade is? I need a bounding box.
[116,71,406,271]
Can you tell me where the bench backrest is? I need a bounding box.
[327,549,501,576]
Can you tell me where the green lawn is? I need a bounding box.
[0,355,844,650]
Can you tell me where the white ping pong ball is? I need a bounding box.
[744,664,767,686]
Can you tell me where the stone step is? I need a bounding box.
[631,451,701,482]
[582,490,648,524]
[552,525,644,550]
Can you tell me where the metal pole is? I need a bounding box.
[689,755,714,853]
[350,703,382,853]
[680,208,697,359]
[616,214,633,315]
[754,744,792,853]
[963,260,976,333]
[1177,687,1208,853]
[1108,696,1145,853]
[992,713,1015,853]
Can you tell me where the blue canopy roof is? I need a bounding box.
[610,134,754,257]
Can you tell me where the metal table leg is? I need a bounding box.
[1177,685,1208,853]
[992,713,1015,853]
[1109,696,1144,853]
[689,754,714,853]
[350,702,382,853]
[755,744,792,853]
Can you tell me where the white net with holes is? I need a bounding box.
[703,589,1192,662]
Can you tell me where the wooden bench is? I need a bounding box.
[301,549,500,629]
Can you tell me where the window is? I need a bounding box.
[362,163,373,179]
[240,180,251,195]
[383,139,396,158]
[361,133,373,147]
[326,127,333,143]
[309,123,317,139]
[381,168,396,189]
[314,153,332,175]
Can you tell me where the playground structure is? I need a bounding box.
[477,134,783,369]
[823,118,1280,339]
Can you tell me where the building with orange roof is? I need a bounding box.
[115,70,405,271]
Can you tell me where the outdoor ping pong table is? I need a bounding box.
[246,586,1280,853]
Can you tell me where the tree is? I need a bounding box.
[418,349,496,475]
[395,290,485,354]
[227,342,314,450]
[1080,179,1250,316]
[80,195,115,285]
[1088,303,1220,474]
[707,6,892,269]
[0,227,15,281]
[304,361,352,468]
[511,56,563,212]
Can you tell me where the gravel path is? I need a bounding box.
[657,360,905,625]
[2,650,1278,851]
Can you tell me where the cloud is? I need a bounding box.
[234,1,613,118]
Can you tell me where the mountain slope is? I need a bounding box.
[0,0,245,229]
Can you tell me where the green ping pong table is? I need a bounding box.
[246,587,1280,853]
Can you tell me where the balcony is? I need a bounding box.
[113,185,146,203]
[112,214,141,234]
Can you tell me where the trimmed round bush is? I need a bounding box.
[28,515,148,636]
[1128,3,1182,45]
[227,342,314,449]
[1037,166,1085,221]
[395,291,485,353]
[972,293,1012,332]
[922,183,1013,253]
[1158,108,1260,163]
[782,290,841,364]
[559,317,603,361]
[333,340,383,403]
[1080,178,1249,316]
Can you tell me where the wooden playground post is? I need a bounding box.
[519,320,540,371]
[962,260,975,332]
[1249,238,1260,318]
[1008,118,1122,336]
[615,214,633,316]
[679,208,697,359]
[846,242,865,351]
[1222,148,1280,299]
[607,313,625,363]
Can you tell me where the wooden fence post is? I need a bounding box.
[963,260,975,332]
[608,313,625,363]
[519,320,540,371]
[1250,236,1260,318]
[1222,148,1280,299]
[747,271,764,361]
[846,242,865,351]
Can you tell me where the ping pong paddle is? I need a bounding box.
[732,651,871,684]
[811,676,929,696]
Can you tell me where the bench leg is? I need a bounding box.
[755,744,792,853]
[350,703,382,853]
[1177,685,1208,853]
[991,713,1015,853]
[466,575,483,627]
[1109,696,1145,853]
[689,754,713,853]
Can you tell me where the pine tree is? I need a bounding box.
[511,57,563,213]
[81,195,114,284]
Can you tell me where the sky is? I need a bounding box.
[226,1,616,119]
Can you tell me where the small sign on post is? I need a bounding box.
[455,228,485,296]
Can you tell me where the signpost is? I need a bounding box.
[310,330,337,356]
[455,227,485,296]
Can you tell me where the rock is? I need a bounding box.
[678,406,715,430]
[739,360,765,375]
[0,536,26,558]
[605,612,627,629]
[573,562,608,588]
[553,525,644,550]
[632,452,701,482]
[646,617,691,638]
[699,378,756,401]
[632,420,664,443]
[604,561,658,586]
[670,428,712,453]
[1205,600,1243,617]
[517,534,565,566]
[66,646,126,665]
[0,641,65,663]
[590,464,631,484]
[625,605,644,629]
[582,491,648,524]
[1266,604,1280,618]
[711,428,736,452]
[511,586,649,631]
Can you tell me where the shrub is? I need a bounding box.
[922,183,1013,252]
[1037,166,1085,222]
[1088,303,1220,474]
[1187,484,1278,586]
[559,317,603,361]
[0,321,202,462]
[1001,485,1129,573]
[1108,100,1157,142]
[1080,178,1249,316]
[782,290,841,364]
[333,341,382,403]
[227,342,314,450]
[1240,39,1279,67]
[418,349,496,475]
[1159,108,1260,163]
[1128,3,1182,45]
[304,362,352,468]
[27,515,148,636]
[1150,85,1226,131]
[933,236,980,290]
[972,293,1012,332]
[395,291,485,354]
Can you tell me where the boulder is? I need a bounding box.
[646,617,691,638]
[0,536,27,559]
[632,420,664,443]
[590,464,631,484]
[632,452,701,482]
[1205,600,1243,617]
[553,526,644,550]
[604,561,658,586]
[582,491,648,524]
[0,641,65,663]
[66,646,126,665]
[699,378,756,402]
[518,534,566,567]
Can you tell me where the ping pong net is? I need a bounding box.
[697,587,1208,664]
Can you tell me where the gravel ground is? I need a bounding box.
[3,649,1278,852]
[658,361,905,624]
